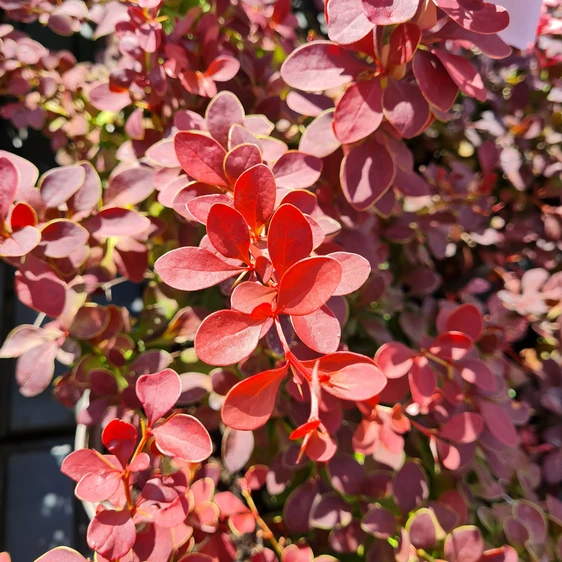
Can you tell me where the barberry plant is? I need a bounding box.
[0,0,561,561]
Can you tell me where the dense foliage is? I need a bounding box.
[0,0,561,560]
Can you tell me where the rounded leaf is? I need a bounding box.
[87,509,136,560]
[444,526,484,562]
[152,414,212,462]
[137,368,182,427]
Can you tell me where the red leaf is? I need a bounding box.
[231,282,277,314]
[40,219,89,258]
[0,156,18,218]
[195,310,267,366]
[40,165,85,208]
[233,164,276,234]
[456,359,496,392]
[137,368,182,427]
[387,23,421,67]
[152,414,212,462]
[155,247,244,291]
[323,361,387,401]
[439,412,484,443]
[35,547,88,562]
[14,255,66,317]
[224,144,262,185]
[102,419,138,466]
[271,151,323,189]
[433,0,509,34]
[292,305,341,354]
[443,526,484,562]
[10,202,37,230]
[327,0,375,45]
[328,252,371,295]
[334,78,383,144]
[281,41,366,91]
[207,203,251,263]
[340,138,395,210]
[479,401,518,447]
[445,304,483,341]
[222,365,289,430]
[429,331,472,361]
[374,342,416,379]
[153,494,191,528]
[174,131,228,187]
[268,204,313,277]
[206,91,245,147]
[85,207,151,238]
[87,509,136,560]
[433,50,486,103]
[383,78,430,138]
[276,257,342,316]
[412,50,458,112]
[360,0,419,25]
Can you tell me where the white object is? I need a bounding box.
[491,0,544,51]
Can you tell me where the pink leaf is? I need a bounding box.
[16,341,58,397]
[413,50,459,112]
[0,325,63,358]
[87,509,136,560]
[174,131,228,187]
[340,138,395,210]
[14,255,66,317]
[433,50,486,102]
[75,470,122,502]
[195,310,267,366]
[375,342,417,379]
[334,78,383,144]
[383,78,431,138]
[409,356,436,407]
[89,82,130,112]
[0,156,18,219]
[281,41,366,91]
[146,139,181,168]
[35,547,88,562]
[40,219,89,258]
[206,91,245,147]
[224,144,262,185]
[205,55,240,82]
[439,412,484,443]
[433,0,509,34]
[327,0,375,44]
[40,165,85,208]
[185,193,234,224]
[137,368,182,427]
[0,226,41,257]
[276,257,342,316]
[479,401,518,447]
[272,151,323,189]
[292,305,341,354]
[457,359,496,392]
[323,361,387,401]
[444,526,484,562]
[105,166,155,206]
[328,252,371,295]
[222,427,255,472]
[299,110,341,159]
[61,449,118,481]
[152,413,212,462]
[360,0,419,25]
[155,247,244,291]
[222,365,289,430]
[231,282,277,314]
[85,207,150,237]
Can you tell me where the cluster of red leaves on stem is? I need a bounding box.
[1,0,562,561]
